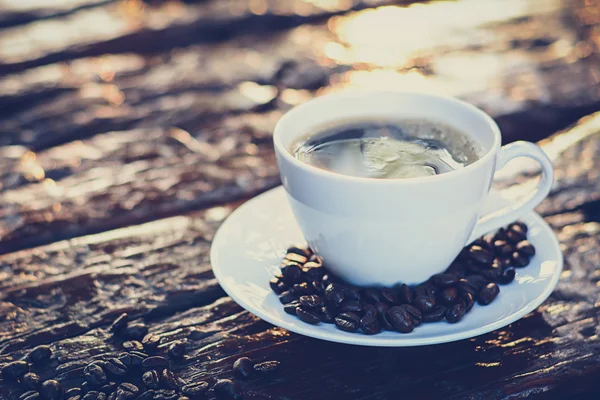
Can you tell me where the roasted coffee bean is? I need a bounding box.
[397,284,414,304]
[363,303,377,318]
[493,240,513,257]
[287,246,310,257]
[65,389,82,399]
[468,246,494,265]
[478,283,500,305]
[299,294,323,309]
[422,306,447,322]
[387,306,415,333]
[380,311,395,330]
[269,277,286,294]
[154,389,178,400]
[466,275,489,290]
[278,291,297,305]
[213,379,240,400]
[334,312,360,332]
[125,324,148,341]
[2,360,29,380]
[233,357,254,378]
[363,288,383,303]
[461,292,475,312]
[168,341,186,360]
[446,302,466,323]
[283,301,300,315]
[142,356,169,369]
[29,345,52,365]
[285,252,308,265]
[20,391,40,400]
[413,296,435,313]
[380,288,398,304]
[472,237,491,250]
[431,273,458,288]
[507,223,527,243]
[116,383,139,400]
[81,382,91,394]
[178,397,190,400]
[84,363,107,386]
[161,369,179,389]
[99,382,117,394]
[493,227,509,242]
[281,264,303,284]
[516,241,535,257]
[136,391,155,400]
[40,380,64,400]
[181,382,209,399]
[82,391,105,400]
[320,305,338,323]
[310,280,325,294]
[23,372,42,390]
[120,351,147,367]
[359,315,381,334]
[375,302,389,318]
[457,278,478,296]
[511,251,529,267]
[340,300,363,314]
[321,274,336,287]
[142,370,160,389]
[66,395,81,400]
[254,361,281,374]
[104,358,127,376]
[110,313,129,334]
[401,304,422,326]
[499,257,512,268]
[303,264,325,280]
[142,334,161,352]
[481,262,502,281]
[498,267,516,285]
[291,282,313,296]
[325,283,345,306]
[511,221,528,233]
[439,287,458,305]
[123,341,144,351]
[414,283,436,299]
[296,307,321,324]
[343,287,361,302]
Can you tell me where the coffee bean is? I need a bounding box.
[123,341,144,351]
[334,312,360,332]
[465,275,489,290]
[20,391,40,400]
[320,305,338,323]
[99,382,117,394]
[387,306,415,333]
[120,351,147,367]
[457,278,478,296]
[154,389,178,400]
[291,282,313,296]
[82,391,105,400]
[142,334,161,352]
[269,277,286,294]
[325,283,345,306]
[296,307,321,324]
[142,370,160,389]
[281,264,303,284]
[142,356,169,369]
[461,291,475,311]
[213,379,240,400]
[472,237,492,250]
[363,288,382,303]
[380,288,398,304]
[22,372,42,390]
[278,291,297,305]
[283,301,300,315]
[340,300,363,314]
[493,240,513,257]
[81,382,91,394]
[413,296,435,313]
[303,264,325,280]
[363,303,377,318]
[2,360,29,380]
[178,397,190,400]
[40,380,64,400]
[299,295,323,309]
[343,287,361,302]
[84,363,107,386]
[161,369,179,389]
[125,324,148,341]
[104,358,127,376]
[493,227,509,242]
[481,262,502,281]
[516,241,535,257]
[110,313,129,334]
[29,345,52,365]
[285,252,308,265]
[397,284,414,304]
[287,246,310,257]
[446,302,466,323]
[469,246,494,265]
[359,315,381,334]
[439,287,458,305]
[181,382,209,399]
[498,267,516,285]
[414,283,436,299]
[136,391,155,400]
[168,341,186,360]
[431,273,458,288]
[310,280,325,294]
[254,360,281,374]
[478,283,500,305]
[233,357,254,378]
[400,304,422,325]
[422,306,447,322]
[116,383,139,400]
[65,389,82,399]
[511,252,529,268]
[507,224,527,243]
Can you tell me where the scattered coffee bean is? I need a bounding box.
[304,263,325,280]
[299,295,323,309]
[493,240,513,257]
[380,288,398,304]
[84,363,107,386]
[233,357,254,378]
[439,287,458,305]
[507,223,527,243]
[40,380,64,400]
[422,306,447,322]
[29,345,52,365]
[160,369,179,389]
[291,282,313,296]
[168,341,186,360]
[401,304,422,326]
[478,283,500,305]
[104,358,127,376]
[154,389,178,400]
[254,360,280,374]
[343,287,361,302]
[363,288,383,303]
[457,278,478,296]
[310,279,326,294]
[413,296,435,313]
[269,277,286,294]
[142,356,169,369]
[363,303,377,318]
[99,382,116,394]
[126,324,149,341]
[120,351,147,367]
[181,382,209,398]
[281,264,303,284]
[397,284,414,304]
[415,283,436,299]
[461,291,475,312]
[285,252,308,265]
[213,379,240,400]
[82,391,105,400]
[340,300,363,313]
[110,313,129,334]
[325,284,345,306]
[516,241,535,257]
[511,251,529,267]
[296,307,321,324]
[446,302,466,323]
[81,382,91,394]
[320,306,338,323]
[387,306,415,333]
[287,246,310,257]
[136,391,154,400]
[466,275,489,290]
[65,389,82,399]
[498,267,516,285]
[469,246,494,265]
[22,372,42,390]
[20,391,40,400]
[360,315,381,335]
[123,341,144,351]
[283,301,300,315]
[278,291,297,305]
[334,312,360,332]
[2,360,29,380]
[116,383,139,400]
[142,370,160,389]
[431,273,458,288]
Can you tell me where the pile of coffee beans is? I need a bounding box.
[270,222,536,334]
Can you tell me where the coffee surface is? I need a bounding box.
[293,119,483,179]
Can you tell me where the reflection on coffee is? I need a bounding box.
[293,119,483,179]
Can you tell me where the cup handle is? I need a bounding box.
[467,141,554,243]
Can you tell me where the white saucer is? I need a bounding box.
[210,186,563,347]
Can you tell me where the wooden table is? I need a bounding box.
[0,0,599,399]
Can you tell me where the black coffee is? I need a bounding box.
[293,119,483,179]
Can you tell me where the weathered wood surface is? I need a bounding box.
[0,0,599,399]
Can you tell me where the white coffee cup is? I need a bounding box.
[273,91,553,286]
